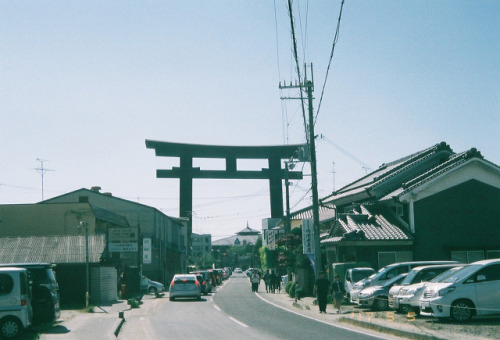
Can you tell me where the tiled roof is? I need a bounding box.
[322,204,412,244]
[0,235,106,264]
[321,142,454,205]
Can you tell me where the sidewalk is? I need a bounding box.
[38,294,161,340]
[256,287,497,340]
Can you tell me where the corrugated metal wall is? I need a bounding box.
[90,266,117,304]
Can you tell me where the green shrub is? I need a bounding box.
[285,281,294,295]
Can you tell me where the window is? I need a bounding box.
[0,274,14,295]
[451,251,484,263]
[487,250,500,259]
[475,264,500,282]
[378,251,412,269]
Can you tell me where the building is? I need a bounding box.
[0,187,188,285]
[282,142,500,273]
[191,233,212,261]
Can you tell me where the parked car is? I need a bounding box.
[0,262,61,324]
[357,273,408,311]
[234,268,242,274]
[189,271,212,295]
[420,259,500,322]
[344,267,376,300]
[350,260,459,303]
[140,276,165,294]
[169,274,201,301]
[391,265,464,314]
[0,267,32,339]
[388,264,462,313]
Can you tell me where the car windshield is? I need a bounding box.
[383,273,407,287]
[430,266,463,283]
[401,269,420,285]
[440,264,478,283]
[352,270,373,282]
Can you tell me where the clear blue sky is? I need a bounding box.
[1,1,499,240]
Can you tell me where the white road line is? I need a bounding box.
[228,317,249,328]
[212,304,221,311]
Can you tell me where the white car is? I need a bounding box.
[388,264,462,313]
[419,259,500,322]
[169,274,201,301]
[391,266,464,314]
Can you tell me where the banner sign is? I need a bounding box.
[268,230,276,250]
[143,238,152,264]
[302,219,314,254]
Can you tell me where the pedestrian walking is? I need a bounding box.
[275,273,282,293]
[313,271,330,313]
[250,270,260,292]
[331,274,346,313]
[269,270,277,293]
[263,270,271,293]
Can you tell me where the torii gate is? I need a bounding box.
[145,140,304,239]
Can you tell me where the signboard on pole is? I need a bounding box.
[143,238,152,264]
[302,219,314,254]
[108,227,139,252]
[268,230,276,250]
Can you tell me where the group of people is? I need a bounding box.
[263,269,282,293]
[249,269,283,293]
[313,272,346,314]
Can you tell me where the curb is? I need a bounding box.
[339,317,448,340]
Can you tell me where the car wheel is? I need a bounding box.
[169,297,175,301]
[197,295,201,300]
[400,304,414,314]
[373,297,389,311]
[149,287,157,294]
[450,300,474,323]
[0,317,22,339]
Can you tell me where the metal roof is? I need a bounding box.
[0,235,106,264]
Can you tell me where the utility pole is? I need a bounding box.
[35,158,54,201]
[280,63,323,277]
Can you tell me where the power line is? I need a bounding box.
[314,0,346,124]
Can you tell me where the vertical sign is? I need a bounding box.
[302,219,314,254]
[143,238,152,264]
[268,230,276,250]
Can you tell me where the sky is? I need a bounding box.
[1,1,499,240]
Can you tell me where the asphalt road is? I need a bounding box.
[117,274,391,340]
[214,274,385,340]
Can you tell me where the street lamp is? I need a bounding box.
[78,221,90,309]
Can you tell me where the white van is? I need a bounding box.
[344,267,375,299]
[0,267,32,338]
[350,261,458,303]
[420,259,500,322]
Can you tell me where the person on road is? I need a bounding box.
[331,274,346,313]
[263,270,271,293]
[269,270,277,293]
[313,271,330,313]
[250,270,260,292]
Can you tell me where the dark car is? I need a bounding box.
[190,271,213,294]
[0,262,61,324]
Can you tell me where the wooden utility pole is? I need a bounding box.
[280,64,323,277]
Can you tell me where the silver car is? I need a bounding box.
[169,274,201,301]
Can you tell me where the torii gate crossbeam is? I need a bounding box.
[145,140,304,238]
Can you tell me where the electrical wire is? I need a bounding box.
[314,0,346,125]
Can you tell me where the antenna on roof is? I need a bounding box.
[34,158,55,201]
